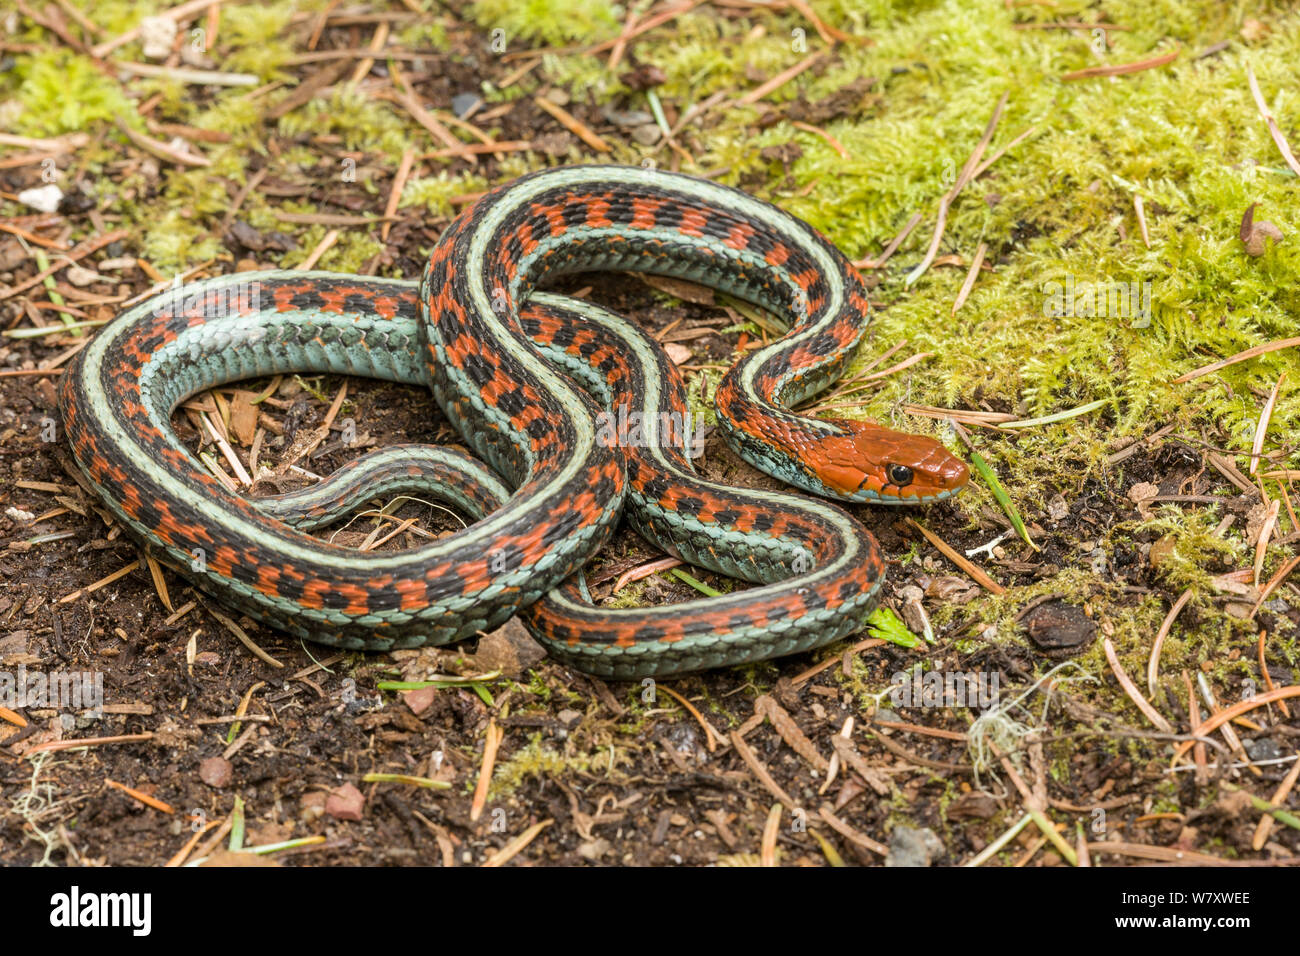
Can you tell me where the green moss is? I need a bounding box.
[488,731,629,797]
[13,52,136,136]
[396,19,450,52]
[278,88,414,162]
[1133,507,1244,593]
[72,0,170,35]
[188,94,268,152]
[470,0,622,47]
[136,208,223,271]
[543,53,626,104]
[523,670,554,701]
[400,172,489,219]
[488,734,577,796]
[217,1,298,79]
[601,0,1300,497]
[280,225,384,273]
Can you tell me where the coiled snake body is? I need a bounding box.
[60,166,968,678]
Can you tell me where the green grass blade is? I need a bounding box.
[1000,399,1108,429]
[362,772,452,790]
[970,450,1035,550]
[228,795,246,851]
[669,567,724,597]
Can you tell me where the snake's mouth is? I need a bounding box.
[850,477,967,505]
[804,420,970,504]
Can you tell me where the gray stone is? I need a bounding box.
[885,825,945,867]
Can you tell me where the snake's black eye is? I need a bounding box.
[887,464,914,487]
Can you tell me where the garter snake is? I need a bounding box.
[59,165,968,677]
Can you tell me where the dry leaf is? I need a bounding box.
[227,390,260,446]
[1240,203,1283,256]
[64,265,104,287]
[1128,481,1160,517]
[664,343,694,365]
[641,273,716,305]
[1240,18,1269,42]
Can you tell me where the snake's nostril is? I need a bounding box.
[942,457,971,486]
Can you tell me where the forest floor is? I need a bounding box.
[1,0,1298,867]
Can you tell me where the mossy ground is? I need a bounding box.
[0,1,1297,867]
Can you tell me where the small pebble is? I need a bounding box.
[198,756,233,788]
[886,825,945,867]
[139,16,177,60]
[632,123,662,145]
[325,783,365,821]
[452,92,482,118]
[17,184,62,213]
[299,791,327,823]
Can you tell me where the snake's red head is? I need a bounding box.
[801,420,969,504]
